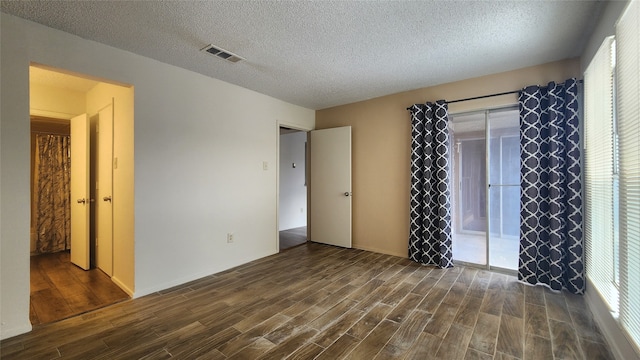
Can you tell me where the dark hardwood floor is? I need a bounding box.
[29,251,129,326]
[2,243,612,359]
[279,226,307,251]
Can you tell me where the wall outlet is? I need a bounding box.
[227,233,234,243]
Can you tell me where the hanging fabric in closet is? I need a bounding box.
[518,78,584,294]
[408,101,453,268]
[33,133,72,254]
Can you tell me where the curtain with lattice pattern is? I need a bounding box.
[408,101,453,268]
[518,79,584,294]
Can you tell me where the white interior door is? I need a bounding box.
[310,126,352,248]
[70,113,90,270]
[97,103,114,275]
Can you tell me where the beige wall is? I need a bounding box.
[316,58,581,257]
[86,82,135,295]
[30,83,87,119]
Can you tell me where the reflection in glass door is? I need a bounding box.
[488,110,520,270]
[451,112,487,266]
[450,107,520,270]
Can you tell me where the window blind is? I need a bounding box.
[616,0,640,352]
[584,36,617,311]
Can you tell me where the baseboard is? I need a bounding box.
[0,322,32,341]
[585,277,640,360]
[132,250,277,299]
[352,244,406,258]
[111,276,134,297]
[132,268,223,299]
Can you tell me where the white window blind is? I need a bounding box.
[584,36,617,311]
[616,0,640,352]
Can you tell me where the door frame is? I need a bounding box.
[276,121,312,252]
[29,63,135,298]
[96,102,114,276]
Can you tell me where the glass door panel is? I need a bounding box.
[450,112,487,265]
[488,109,520,270]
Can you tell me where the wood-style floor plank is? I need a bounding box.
[468,312,500,355]
[28,251,129,325]
[1,242,614,360]
[496,314,524,358]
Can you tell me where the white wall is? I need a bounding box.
[0,13,314,339]
[279,131,307,231]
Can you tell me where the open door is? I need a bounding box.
[96,103,114,275]
[310,126,352,248]
[70,113,90,270]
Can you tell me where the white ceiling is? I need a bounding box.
[1,1,603,110]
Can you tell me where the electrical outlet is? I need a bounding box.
[227,233,234,243]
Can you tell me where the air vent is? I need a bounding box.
[201,44,244,63]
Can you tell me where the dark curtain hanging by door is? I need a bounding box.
[33,133,72,254]
[518,78,584,294]
[408,101,453,268]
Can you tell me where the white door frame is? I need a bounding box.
[276,121,312,252]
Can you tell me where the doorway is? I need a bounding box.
[29,65,133,324]
[450,107,520,271]
[278,127,308,251]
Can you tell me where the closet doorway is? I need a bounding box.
[450,107,520,271]
[29,65,133,325]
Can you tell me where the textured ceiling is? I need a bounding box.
[1,1,602,110]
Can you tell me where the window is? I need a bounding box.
[615,0,640,350]
[584,35,617,312]
[585,0,640,352]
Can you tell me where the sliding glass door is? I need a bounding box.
[450,107,520,270]
[451,112,487,265]
[487,110,520,270]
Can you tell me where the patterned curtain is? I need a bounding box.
[33,134,72,254]
[408,101,453,268]
[518,78,584,294]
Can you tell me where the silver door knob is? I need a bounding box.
[103,196,112,202]
[77,198,86,204]
[344,192,351,197]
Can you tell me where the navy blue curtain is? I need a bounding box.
[408,101,453,268]
[518,78,584,294]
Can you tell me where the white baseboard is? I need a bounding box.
[111,276,134,297]
[0,322,32,341]
[352,243,406,258]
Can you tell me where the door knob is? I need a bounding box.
[77,198,86,204]
[103,196,112,202]
[344,192,351,197]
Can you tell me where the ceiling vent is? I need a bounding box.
[201,44,244,63]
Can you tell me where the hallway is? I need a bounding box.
[279,226,307,251]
